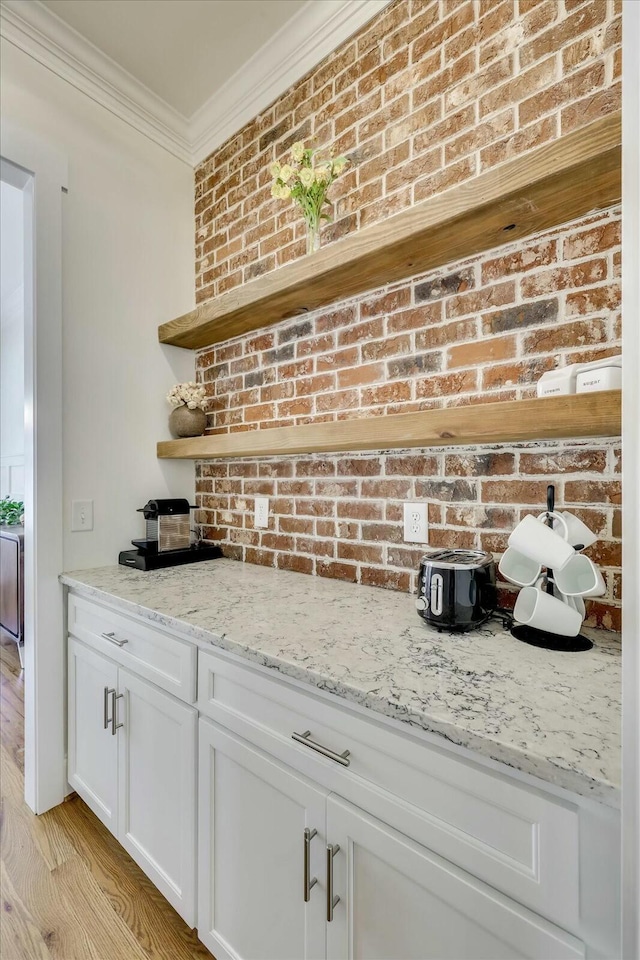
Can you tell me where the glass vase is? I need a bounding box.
[305,219,321,255]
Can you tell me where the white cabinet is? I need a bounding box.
[325,795,584,960]
[118,668,197,925]
[198,719,585,960]
[198,720,327,960]
[67,635,197,926]
[68,637,118,832]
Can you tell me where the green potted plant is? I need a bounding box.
[0,496,24,526]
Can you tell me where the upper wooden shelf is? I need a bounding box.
[157,391,621,460]
[159,112,621,350]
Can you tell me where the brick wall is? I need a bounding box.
[195,0,621,301]
[192,0,622,631]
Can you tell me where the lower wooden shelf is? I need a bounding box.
[156,391,621,460]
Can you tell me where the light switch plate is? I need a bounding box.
[71,499,94,532]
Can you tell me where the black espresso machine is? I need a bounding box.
[119,498,221,570]
[416,549,497,631]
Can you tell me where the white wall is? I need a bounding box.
[0,39,196,568]
[0,179,25,498]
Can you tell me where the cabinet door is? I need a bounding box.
[67,637,118,831]
[198,719,327,960]
[326,795,585,960]
[117,668,197,926]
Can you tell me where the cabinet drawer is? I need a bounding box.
[198,648,580,933]
[68,593,196,703]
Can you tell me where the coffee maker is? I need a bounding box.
[118,498,222,570]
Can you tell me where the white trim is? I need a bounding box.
[189,0,392,165]
[622,2,640,956]
[1,122,66,814]
[0,0,191,164]
[0,0,392,167]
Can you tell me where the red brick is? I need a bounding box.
[361,568,411,591]
[386,455,438,475]
[338,542,384,564]
[316,560,358,584]
[447,335,515,369]
[521,259,608,298]
[336,457,383,476]
[564,480,621,505]
[338,319,385,347]
[481,240,558,283]
[361,382,412,406]
[445,281,516,319]
[361,478,412,499]
[337,500,384,521]
[415,370,478,398]
[277,554,314,575]
[482,480,551,504]
[563,221,621,260]
[523,318,607,354]
[362,522,404,543]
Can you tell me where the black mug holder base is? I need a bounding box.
[511,624,594,652]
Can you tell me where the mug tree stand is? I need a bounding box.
[510,485,593,653]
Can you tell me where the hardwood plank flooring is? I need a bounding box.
[0,633,213,960]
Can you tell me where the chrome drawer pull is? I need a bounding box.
[292,730,351,767]
[111,690,124,735]
[101,631,128,648]
[326,843,340,921]
[303,827,317,902]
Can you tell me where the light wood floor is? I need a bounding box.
[0,630,213,960]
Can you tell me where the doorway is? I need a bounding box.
[1,127,66,815]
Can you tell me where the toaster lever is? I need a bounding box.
[430,574,444,616]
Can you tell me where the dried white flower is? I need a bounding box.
[166,381,207,410]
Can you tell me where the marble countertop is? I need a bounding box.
[60,559,621,806]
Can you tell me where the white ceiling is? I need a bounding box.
[39,0,307,118]
[1,0,390,163]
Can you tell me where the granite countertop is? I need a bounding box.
[60,559,621,806]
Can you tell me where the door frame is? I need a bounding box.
[622,1,640,956]
[1,121,67,813]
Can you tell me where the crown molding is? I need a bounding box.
[0,0,392,168]
[189,0,392,166]
[0,0,192,163]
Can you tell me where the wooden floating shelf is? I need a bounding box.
[159,112,621,350]
[157,391,621,460]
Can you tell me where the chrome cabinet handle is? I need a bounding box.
[304,827,317,902]
[101,631,128,648]
[326,843,340,921]
[111,690,124,735]
[103,686,113,729]
[292,730,350,767]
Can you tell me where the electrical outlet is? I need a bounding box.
[254,496,269,529]
[71,499,94,532]
[403,502,428,544]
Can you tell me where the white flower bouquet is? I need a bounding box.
[270,140,349,253]
[166,381,207,410]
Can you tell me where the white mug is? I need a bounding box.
[552,511,597,550]
[514,585,583,637]
[498,547,541,587]
[508,511,574,571]
[558,590,586,619]
[553,553,606,598]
